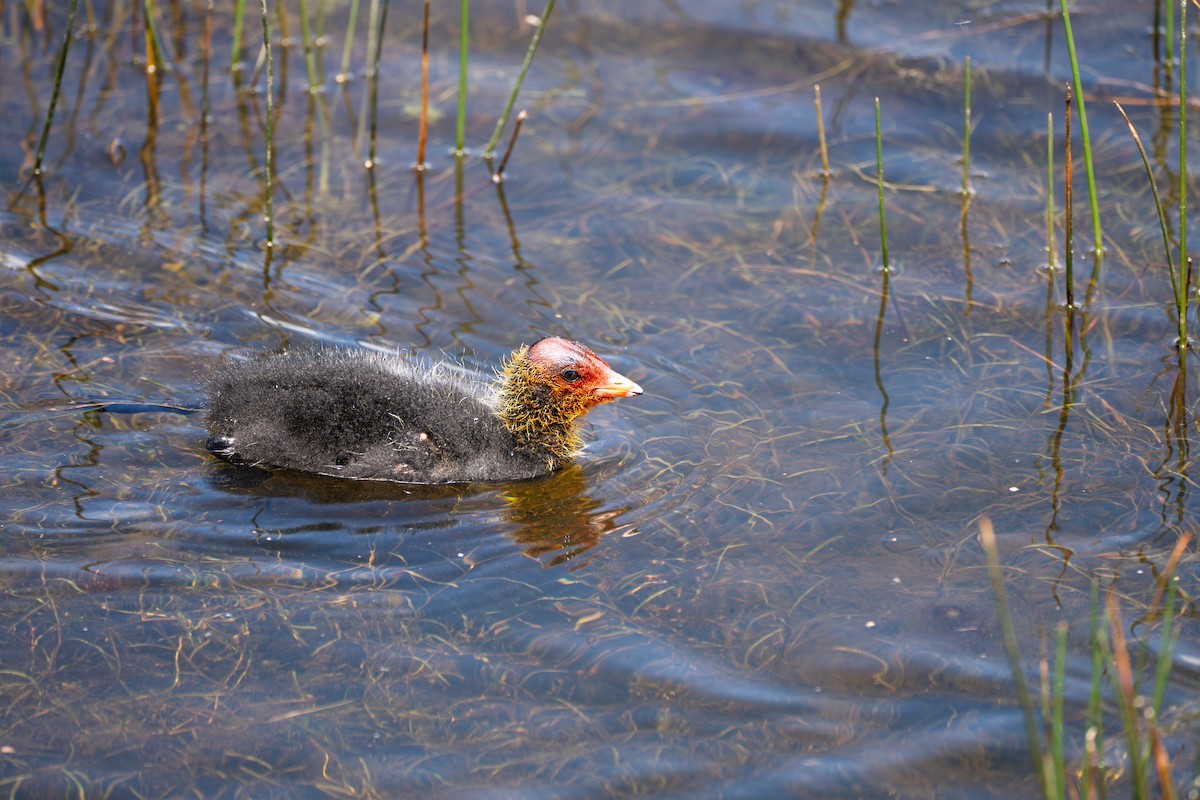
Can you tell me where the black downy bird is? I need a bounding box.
[203,337,642,483]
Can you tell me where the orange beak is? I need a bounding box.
[592,369,643,399]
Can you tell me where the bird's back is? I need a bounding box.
[204,348,550,483]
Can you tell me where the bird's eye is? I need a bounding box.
[561,368,582,383]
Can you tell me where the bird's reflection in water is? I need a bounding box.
[502,464,635,567]
[207,460,633,567]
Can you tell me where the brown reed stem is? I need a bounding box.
[494,109,527,182]
[417,0,429,168]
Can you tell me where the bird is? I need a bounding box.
[202,337,642,484]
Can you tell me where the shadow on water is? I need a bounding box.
[1,0,1199,797]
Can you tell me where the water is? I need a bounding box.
[1,1,1198,797]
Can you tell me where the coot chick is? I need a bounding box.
[203,337,642,483]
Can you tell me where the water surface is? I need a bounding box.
[1,1,1198,797]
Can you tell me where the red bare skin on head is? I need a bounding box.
[526,337,643,407]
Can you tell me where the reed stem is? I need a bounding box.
[874,97,890,273]
[231,0,246,69]
[417,0,429,168]
[297,0,320,91]
[495,109,527,180]
[366,0,388,168]
[1166,0,1176,64]
[979,517,1049,799]
[1046,112,1056,271]
[1084,582,1104,800]
[32,0,79,177]
[484,0,555,158]
[200,0,213,221]
[814,84,829,177]
[1059,0,1103,253]
[961,56,971,197]
[142,0,170,75]
[1064,87,1074,309]
[260,0,275,246]
[1179,0,1188,342]
[337,0,360,81]
[456,0,469,154]
[1114,102,1180,342]
[1051,621,1067,800]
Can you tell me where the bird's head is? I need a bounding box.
[498,337,641,460]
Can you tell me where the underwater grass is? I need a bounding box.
[484,0,555,158]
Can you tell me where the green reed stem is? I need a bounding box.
[484,0,555,158]
[297,0,320,91]
[1114,102,1180,342]
[231,0,246,69]
[961,56,971,196]
[456,0,469,154]
[32,0,79,177]
[1064,87,1074,309]
[875,97,890,273]
[1104,597,1149,798]
[1085,582,1104,800]
[979,518,1049,799]
[142,0,170,73]
[260,0,275,246]
[1060,0,1103,253]
[315,0,327,75]
[366,0,388,168]
[1152,578,1178,717]
[814,84,829,177]
[1178,0,1188,339]
[1051,621,1067,800]
[1046,112,1056,270]
[200,0,213,219]
[338,0,360,80]
[1166,0,1175,64]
